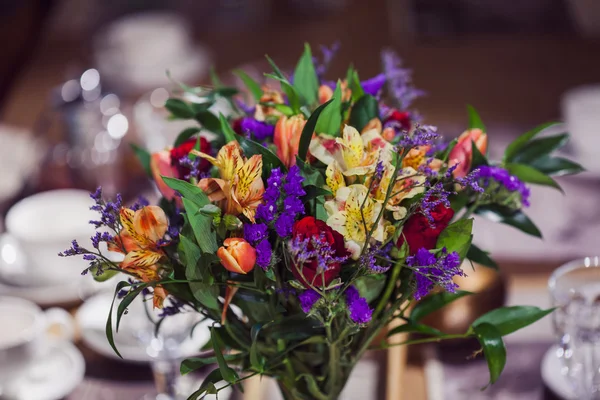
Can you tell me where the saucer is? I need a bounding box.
[76,291,212,363]
[10,342,85,400]
[541,345,576,400]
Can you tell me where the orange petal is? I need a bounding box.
[361,118,382,134]
[120,209,150,248]
[221,285,239,324]
[150,151,178,201]
[107,230,138,254]
[133,206,168,244]
[216,142,244,181]
[153,286,168,309]
[318,85,334,104]
[217,238,256,274]
[121,249,163,270]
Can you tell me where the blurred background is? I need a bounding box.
[0,0,599,399]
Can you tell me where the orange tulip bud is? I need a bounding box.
[448,128,488,178]
[318,85,334,104]
[150,151,178,200]
[274,115,306,168]
[217,238,256,274]
[361,118,382,134]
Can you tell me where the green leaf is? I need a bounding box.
[302,185,332,201]
[467,105,486,132]
[511,133,569,164]
[212,87,239,98]
[163,177,210,207]
[470,140,489,170]
[265,55,286,80]
[296,158,324,186]
[195,111,221,134]
[273,103,295,116]
[504,122,560,162]
[174,127,201,147]
[293,43,319,106]
[116,284,146,332]
[387,322,443,337]
[529,156,584,177]
[439,138,458,162]
[449,191,470,213]
[89,264,120,282]
[353,274,387,303]
[165,98,195,119]
[181,353,245,375]
[315,80,342,135]
[296,374,329,400]
[211,327,239,383]
[410,290,472,322]
[505,163,562,191]
[350,70,365,102]
[436,218,473,259]
[105,281,130,359]
[265,74,301,112]
[473,323,506,384]
[264,314,323,341]
[219,114,237,143]
[182,198,218,254]
[349,94,379,133]
[210,67,223,88]
[188,368,223,400]
[476,205,542,238]
[234,69,263,101]
[297,99,334,162]
[249,324,264,372]
[467,244,498,269]
[473,306,553,336]
[130,143,152,176]
[236,134,286,177]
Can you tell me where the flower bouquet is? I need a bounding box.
[62,44,583,399]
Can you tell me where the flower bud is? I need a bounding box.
[274,115,306,168]
[448,128,488,178]
[150,151,178,200]
[217,238,256,274]
[318,85,334,104]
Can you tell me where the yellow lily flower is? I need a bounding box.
[373,165,426,220]
[325,184,390,259]
[195,142,265,222]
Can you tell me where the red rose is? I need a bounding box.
[385,109,412,132]
[397,203,454,255]
[170,137,211,179]
[291,216,348,289]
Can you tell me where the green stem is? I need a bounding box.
[372,333,469,350]
[372,261,403,320]
[326,324,340,399]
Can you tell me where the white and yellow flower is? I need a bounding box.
[372,165,426,220]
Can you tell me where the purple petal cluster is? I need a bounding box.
[130,196,150,211]
[420,182,453,226]
[381,49,425,110]
[239,118,275,141]
[59,240,85,257]
[361,74,386,97]
[345,286,373,324]
[398,124,440,149]
[359,242,392,273]
[256,168,284,222]
[407,248,464,300]
[243,223,271,269]
[314,42,341,78]
[90,231,114,249]
[299,290,321,313]
[289,233,348,272]
[474,166,531,207]
[158,297,186,318]
[89,187,122,229]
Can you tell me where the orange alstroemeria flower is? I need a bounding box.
[108,206,169,307]
[448,128,488,178]
[194,142,264,222]
[254,86,285,121]
[217,238,256,274]
[274,115,306,168]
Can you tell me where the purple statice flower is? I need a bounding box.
[256,167,284,222]
[289,233,348,273]
[274,212,296,237]
[59,240,85,257]
[90,231,114,249]
[398,124,440,149]
[255,239,272,269]
[130,196,150,211]
[298,290,321,313]
[88,187,122,229]
[359,242,393,273]
[244,223,268,244]
[283,165,306,198]
[158,298,186,318]
[83,254,97,261]
[239,118,275,141]
[374,160,385,181]
[235,98,255,115]
[455,169,484,194]
[345,286,373,324]
[407,248,464,300]
[419,182,454,226]
[314,42,341,78]
[381,49,425,110]
[361,73,386,97]
[474,166,531,207]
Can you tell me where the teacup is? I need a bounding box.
[0,189,97,286]
[0,296,74,398]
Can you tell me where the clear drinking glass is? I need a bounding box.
[549,257,600,399]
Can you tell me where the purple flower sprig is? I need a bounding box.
[299,290,321,313]
[358,242,393,273]
[89,187,122,230]
[406,248,464,300]
[473,165,531,207]
[288,233,348,273]
[397,124,440,149]
[345,286,373,324]
[381,49,425,111]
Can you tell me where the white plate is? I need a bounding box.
[76,291,212,363]
[541,345,576,400]
[10,342,85,400]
